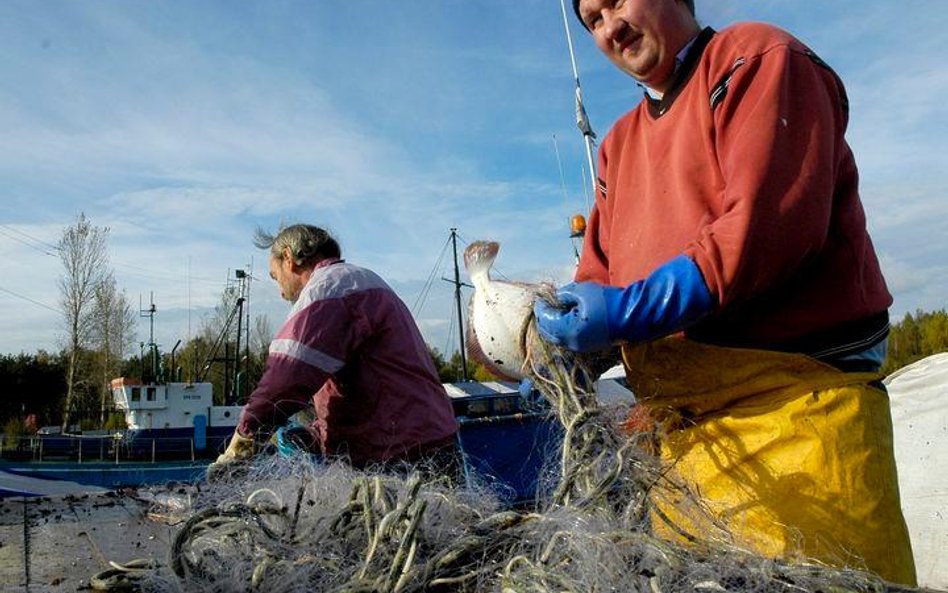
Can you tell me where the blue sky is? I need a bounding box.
[1,1,946,358]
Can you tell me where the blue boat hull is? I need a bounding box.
[0,460,210,497]
[122,426,234,458]
[2,386,567,502]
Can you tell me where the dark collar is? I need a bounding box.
[313,257,345,270]
[646,26,716,118]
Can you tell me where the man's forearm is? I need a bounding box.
[238,354,328,436]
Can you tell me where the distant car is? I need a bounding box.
[37,426,62,435]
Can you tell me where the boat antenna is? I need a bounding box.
[447,228,470,381]
[140,292,158,382]
[580,163,591,213]
[245,256,253,397]
[552,134,570,208]
[187,256,192,382]
[232,268,248,403]
[557,0,599,198]
[553,134,582,263]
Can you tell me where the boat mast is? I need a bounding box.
[233,269,247,402]
[558,0,599,195]
[198,270,248,401]
[449,228,469,381]
[139,292,158,382]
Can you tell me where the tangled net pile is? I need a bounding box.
[136,316,910,593]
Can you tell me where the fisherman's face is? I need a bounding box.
[269,252,304,303]
[578,0,698,93]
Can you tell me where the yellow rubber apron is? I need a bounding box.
[621,338,917,586]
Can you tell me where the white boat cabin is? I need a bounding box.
[109,377,242,431]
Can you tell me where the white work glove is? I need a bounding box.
[207,430,255,480]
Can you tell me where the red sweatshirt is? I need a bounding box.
[239,258,458,465]
[578,23,891,356]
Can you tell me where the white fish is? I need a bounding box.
[464,241,541,381]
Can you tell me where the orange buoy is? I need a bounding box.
[569,214,587,238]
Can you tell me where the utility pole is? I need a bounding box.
[448,228,469,381]
[232,269,248,403]
[244,258,252,398]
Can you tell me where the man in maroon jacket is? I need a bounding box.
[210,224,459,477]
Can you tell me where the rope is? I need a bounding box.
[411,234,452,317]
[90,559,157,592]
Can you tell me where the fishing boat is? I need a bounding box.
[0,371,634,500]
[0,375,238,497]
[108,376,242,459]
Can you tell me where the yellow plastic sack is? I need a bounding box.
[621,338,917,586]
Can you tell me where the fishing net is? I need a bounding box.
[134,302,913,593]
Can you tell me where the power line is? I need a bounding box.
[111,261,224,286]
[0,224,60,250]
[0,285,59,312]
[412,234,452,316]
[0,226,58,257]
[0,226,225,286]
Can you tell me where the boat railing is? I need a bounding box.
[0,433,217,464]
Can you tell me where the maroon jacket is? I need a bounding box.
[239,258,458,465]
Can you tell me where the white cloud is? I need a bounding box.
[2,0,947,356]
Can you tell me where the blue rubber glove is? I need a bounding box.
[534,255,714,352]
[274,424,318,457]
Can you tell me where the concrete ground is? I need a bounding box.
[0,488,190,592]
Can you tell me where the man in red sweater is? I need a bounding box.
[534,0,915,584]
[211,224,459,477]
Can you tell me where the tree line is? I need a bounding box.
[0,213,501,435]
[882,308,948,374]
[10,213,940,434]
[0,340,499,435]
[0,213,272,436]
[6,306,945,433]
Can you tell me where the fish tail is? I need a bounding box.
[463,241,499,278]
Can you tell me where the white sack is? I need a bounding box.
[885,352,948,589]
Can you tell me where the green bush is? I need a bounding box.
[2,417,27,449]
[104,412,127,431]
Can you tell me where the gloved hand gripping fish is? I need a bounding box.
[463,240,548,381]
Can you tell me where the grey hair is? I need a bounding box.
[253,224,341,267]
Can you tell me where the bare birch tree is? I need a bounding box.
[92,274,136,423]
[58,213,110,430]
[196,283,244,404]
[245,313,273,398]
